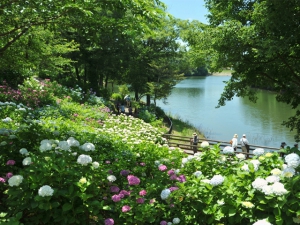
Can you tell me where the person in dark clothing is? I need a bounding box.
[279,142,287,157]
[190,133,198,154]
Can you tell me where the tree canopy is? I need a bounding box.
[199,0,300,140]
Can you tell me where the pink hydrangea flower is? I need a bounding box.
[111,194,122,202]
[120,190,130,196]
[158,165,167,171]
[122,205,131,212]
[167,169,175,176]
[177,175,186,183]
[149,199,156,204]
[140,162,145,166]
[0,177,6,183]
[127,175,140,185]
[160,221,167,225]
[6,160,16,165]
[139,190,147,196]
[169,186,179,192]
[170,174,177,180]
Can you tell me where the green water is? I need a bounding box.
[156,76,297,148]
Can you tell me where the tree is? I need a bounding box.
[199,0,300,140]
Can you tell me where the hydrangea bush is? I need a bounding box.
[1,81,300,225]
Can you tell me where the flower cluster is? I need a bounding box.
[127,175,140,185]
[8,175,23,187]
[253,148,264,156]
[252,177,287,196]
[77,154,92,166]
[223,146,234,154]
[38,185,54,197]
[209,175,225,186]
[161,189,171,200]
[285,153,300,168]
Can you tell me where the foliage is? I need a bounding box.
[198,0,300,140]
[1,81,300,224]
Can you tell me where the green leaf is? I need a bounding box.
[62,203,72,212]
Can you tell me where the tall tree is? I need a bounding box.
[200,0,300,140]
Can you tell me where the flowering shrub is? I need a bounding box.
[1,81,300,224]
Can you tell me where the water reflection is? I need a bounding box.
[157,76,297,147]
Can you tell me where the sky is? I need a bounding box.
[161,0,209,24]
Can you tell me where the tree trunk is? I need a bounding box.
[146,94,151,106]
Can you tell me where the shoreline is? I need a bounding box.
[210,72,232,76]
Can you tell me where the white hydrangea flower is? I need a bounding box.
[201,179,211,183]
[161,189,171,200]
[209,175,225,186]
[271,182,288,195]
[193,171,202,177]
[67,137,80,147]
[236,153,246,160]
[266,175,280,183]
[282,167,295,177]
[261,185,273,195]
[8,175,24,187]
[58,141,70,151]
[22,157,32,166]
[271,168,282,176]
[223,146,234,154]
[285,153,300,168]
[173,218,180,224]
[40,139,52,145]
[77,154,92,166]
[2,117,12,123]
[81,143,95,151]
[154,160,160,165]
[167,223,173,225]
[187,155,194,161]
[250,160,261,167]
[107,175,116,182]
[92,162,99,169]
[182,158,188,165]
[252,178,268,191]
[39,143,52,152]
[253,219,272,225]
[38,185,54,197]
[253,148,265,156]
[19,148,29,155]
[200,141,209,148]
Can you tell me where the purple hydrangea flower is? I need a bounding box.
[167,170,175,176]
[136,198,145,204]
[160,221,167,225]
[120,170,130,176]
[110,186,120,193]
[104,218,114,225]
[169,186,179,192]
[6,172,13,179]
[120,190,130,196]
[177,175,186,183]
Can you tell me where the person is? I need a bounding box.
[231,134,238,151]
[124,95,131,107]
[289,143,299,155]
[279,142,287,157]
[240,134,250,158]
[128,106,133,116]
[120,103,125,114]
[190,133,198,154]
[116,102,120,114]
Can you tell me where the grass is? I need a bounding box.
[169,115,205,139]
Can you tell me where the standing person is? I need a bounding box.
[124,95,131,107]
[116,102,120,114]
[290,143,299,155]
[279,142,287,157]
[190,133,198,154]
[128,106,133,116]
[231,134,238,151]
[120,103,125,114]
[240,134,250,158]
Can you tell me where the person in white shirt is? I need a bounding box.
[231,134,238,151]
[240,134,249,157]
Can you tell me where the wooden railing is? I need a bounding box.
[163,134,280,156]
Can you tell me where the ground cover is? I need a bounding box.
[1,79,300,225]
